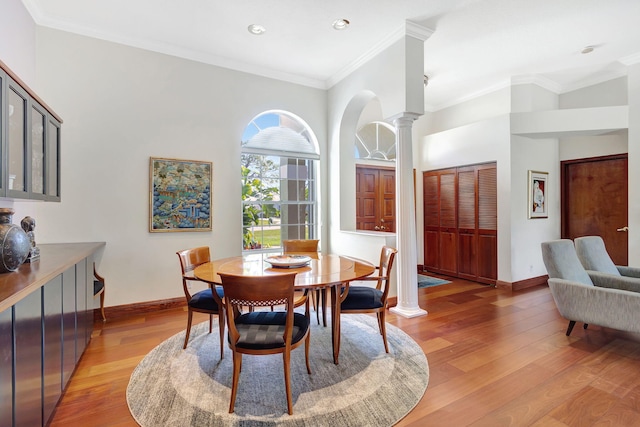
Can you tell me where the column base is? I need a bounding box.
[390,305,428,318]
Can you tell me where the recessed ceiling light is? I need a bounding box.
[581,45,594,54]
[332,19,350,30]
[248,24,266,35]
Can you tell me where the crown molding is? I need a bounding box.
[619,52,640,66]
[327,21,433,88]
[511,74,563,93]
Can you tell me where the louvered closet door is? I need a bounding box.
[457,167,477,281]
[423,163,497,283]
[423,168,457,275]
[423,173,440,271]
[477,165,497,283]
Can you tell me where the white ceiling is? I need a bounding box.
[22,0,640,111]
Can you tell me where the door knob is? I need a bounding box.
[617,226,629,232]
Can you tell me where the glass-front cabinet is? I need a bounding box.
[1,60,61,201]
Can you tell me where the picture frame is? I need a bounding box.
[149,157,212,232]
[528,170,548,219]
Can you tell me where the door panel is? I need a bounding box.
[380,169,396,232]
[356,166,395,232]
[562,155,628,265]
[356,167,378,230]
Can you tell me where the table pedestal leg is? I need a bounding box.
[330,285,341,364]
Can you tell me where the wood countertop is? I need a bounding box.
[0,242,105,312]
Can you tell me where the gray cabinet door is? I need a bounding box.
[43,274,64,424]
[0,307,12,425]
[14,289,43,427]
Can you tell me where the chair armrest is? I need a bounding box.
[548,278,640,333]
[293,289,308,308]
[587,270,640,293]
[617,266,640,278]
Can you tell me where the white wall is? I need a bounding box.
[17,28,327,307]
[628,64,640,264]
[509,135,559,281]
[0,0,36,84]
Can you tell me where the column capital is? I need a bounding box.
[390,112,421,127]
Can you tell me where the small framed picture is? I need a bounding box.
[150,157,212,232]
[528,170,548,219]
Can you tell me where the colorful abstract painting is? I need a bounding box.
[150,157,212,232]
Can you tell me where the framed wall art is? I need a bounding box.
[149,157,212,232]
[528,170,548,219]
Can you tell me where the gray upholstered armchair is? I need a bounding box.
[574,236,640,293]
[541,239,640,336]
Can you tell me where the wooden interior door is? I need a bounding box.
[562,154,628,265]
[356,167,378,231]
[356,166,395,232]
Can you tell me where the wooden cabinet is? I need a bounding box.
[356,165,395,232]
[0,242,104,427]
[1,60,61,201]
[423,163,497,284]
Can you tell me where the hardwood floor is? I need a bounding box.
[50,278,640,426]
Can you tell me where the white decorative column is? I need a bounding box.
[390,113,428,318]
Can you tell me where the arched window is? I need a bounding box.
[241,110,319,252]
[355,121,396,161]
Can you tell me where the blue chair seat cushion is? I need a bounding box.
[341,286,384,310]
[93,280,104,295]
[188,286,224,311]
[232,311,310,350]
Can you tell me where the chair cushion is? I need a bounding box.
[188,287,224,311]
[341,286,384,310]
[233,311,310,350]
[93,280,104,295]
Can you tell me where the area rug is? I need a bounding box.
[418,274,451,288]
[127,314,428,426]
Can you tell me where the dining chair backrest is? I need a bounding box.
[374,245,398,294]
[219,272,299,323]
[177,246,211,279]
[282,239,319,253]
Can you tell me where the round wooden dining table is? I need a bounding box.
[193,252,375,364]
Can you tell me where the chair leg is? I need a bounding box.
[183,310,194,349]
[283,351,293,415]
[208,314,213,334]
[229,352,242,413]
[305,333,311,374]
[378,311,389,353]
[99,290,106,322]
[217,311,225,360]
[566,320,576,336]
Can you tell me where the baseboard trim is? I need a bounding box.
[496,275,548,291]
[94,297,185,322]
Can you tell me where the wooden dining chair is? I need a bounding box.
[218,271,311,415]
[340,246,397,353]
[93,263,106,322]
[176,246,225,358]
[282,239,325,325]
